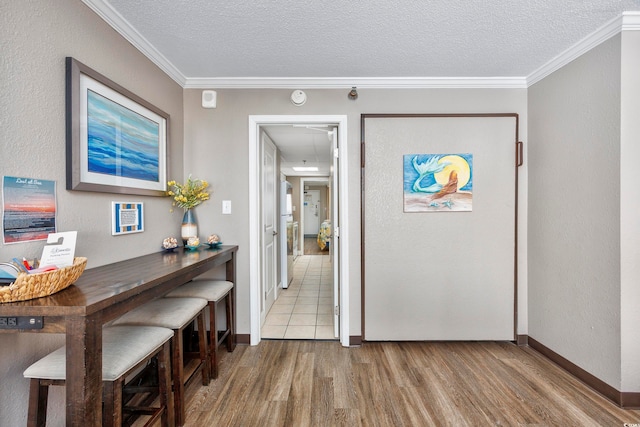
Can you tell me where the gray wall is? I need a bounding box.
[182,88,529,338]
[528,36,624,389]
[1,1,184,425]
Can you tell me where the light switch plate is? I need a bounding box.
[222,200,232,214]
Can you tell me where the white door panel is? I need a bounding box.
[363,116,516,341]
[303,190,320,235]
[331,130,340,337]
[261,133,277,324]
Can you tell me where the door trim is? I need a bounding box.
[249,115,350,347]
[300,178,329,256]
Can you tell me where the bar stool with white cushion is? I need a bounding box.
[165,279,235,379]
[23,325,174,427]
[111,297,209,426]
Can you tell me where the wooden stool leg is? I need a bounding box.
[197,311,210,385]
[172,328,186,426]
[102,378,123,427]
[209,300,218,379]
[27,379,48,427]
[158,341,175,427]
[228,288,236,351]
[225,292,234,352]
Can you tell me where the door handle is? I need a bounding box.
[273,231,278,236]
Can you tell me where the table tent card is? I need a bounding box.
[39,231,77,268]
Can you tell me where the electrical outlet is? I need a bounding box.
[0,316,43,329]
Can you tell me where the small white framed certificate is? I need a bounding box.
[111,202,144,235]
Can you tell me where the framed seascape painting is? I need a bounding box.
[403,153,473,212]
[66,57,169,196]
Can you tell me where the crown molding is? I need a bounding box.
[83,0,524,90]
[81,0,187,86]
[622,11,640,30]
[183,76,527,89]
[527,12,640,87]
[82,2,638,90]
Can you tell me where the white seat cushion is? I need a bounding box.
[165,280,233,302]
[111,297,207,329]
[23,325,173,381]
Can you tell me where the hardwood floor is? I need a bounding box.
[141,340,640,426]
[304,236,329,255]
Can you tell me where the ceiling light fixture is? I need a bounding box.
[348,87,358,100]
[292,160,318,172]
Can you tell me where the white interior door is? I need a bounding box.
[261,133,278,324]
[363,116,516,341]
[303,190,320,235]
[330,129,340,337]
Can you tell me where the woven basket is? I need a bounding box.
[0,257,87,303]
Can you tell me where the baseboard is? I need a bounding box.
[235,334,251,345]
[621,392,640,409]
[527,335,640,409]
[349,335,362,346]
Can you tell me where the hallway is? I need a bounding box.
[261,254,336,340]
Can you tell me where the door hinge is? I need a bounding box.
[334,226,340,238]
[334,148,339,158]
[334,305,340,315]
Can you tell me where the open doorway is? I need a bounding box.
[262,128,333,340]
[300,177,329,256]
[248,115,350,347]
[260,175,333,340]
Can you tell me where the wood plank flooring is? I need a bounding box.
[144,340,640,426]
[304,237,329,255]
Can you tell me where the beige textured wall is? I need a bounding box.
[0,1,184,424]
[182,87,528,339]
[528,36,622,389]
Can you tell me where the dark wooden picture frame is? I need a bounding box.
[66,57,169,196]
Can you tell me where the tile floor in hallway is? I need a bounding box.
[261,254,337,340]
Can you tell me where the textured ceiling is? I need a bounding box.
[91,0,639,83]
[83,0,640,173]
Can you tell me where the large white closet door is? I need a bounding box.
[363,116,517,341]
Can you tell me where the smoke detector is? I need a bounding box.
[290,90,307,106]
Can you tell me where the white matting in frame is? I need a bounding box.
[112,202,144,235]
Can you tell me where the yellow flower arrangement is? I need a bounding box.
[166,176,210,210]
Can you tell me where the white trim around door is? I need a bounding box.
[249,115,350,347]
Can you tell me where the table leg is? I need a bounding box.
[66,315,102,426]
[225,253,236,350]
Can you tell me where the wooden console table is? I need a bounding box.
[0,245,238,426]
